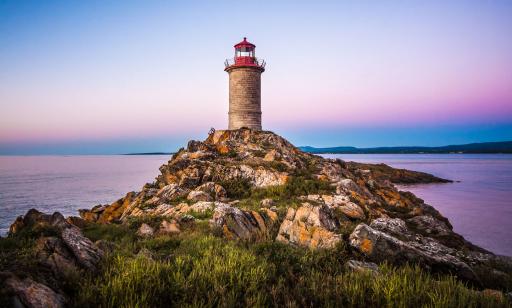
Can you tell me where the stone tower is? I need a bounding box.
[225,37,266,130]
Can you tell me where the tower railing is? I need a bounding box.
[224,58,266,69]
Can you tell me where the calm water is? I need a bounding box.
[0,154,511,256]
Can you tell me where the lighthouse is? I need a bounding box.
[225,37,266,130]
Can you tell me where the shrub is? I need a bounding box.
[220,177,252,199]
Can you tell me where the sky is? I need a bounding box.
[1,0,511,154]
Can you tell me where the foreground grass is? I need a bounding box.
[2,219,509,307]
[74,222,509,308]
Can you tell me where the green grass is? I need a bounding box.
[2,220,510,308]
[186,209,214,220]
[74,235,509,308]
[221,175,335,211]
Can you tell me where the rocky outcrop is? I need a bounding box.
[67,128,511,290]
[276,203,341,249]
[4,209,105,307]
[349,218,482,284]
[345,161,451,184]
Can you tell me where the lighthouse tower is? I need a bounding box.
[225,37,266,130]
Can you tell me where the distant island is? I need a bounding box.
[124,152,174,155]
[300,141,512,154]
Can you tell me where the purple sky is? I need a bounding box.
[1,1,511,154]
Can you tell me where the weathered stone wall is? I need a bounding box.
[228,67,263,130]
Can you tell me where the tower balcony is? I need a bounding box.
[224,57,266,71]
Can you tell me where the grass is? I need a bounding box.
[2,220,510,308]
[221,175,336,212]
[73,234,509,308]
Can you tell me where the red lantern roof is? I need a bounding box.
[234,37,255,48]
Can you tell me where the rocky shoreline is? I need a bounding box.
[1,129,511,307]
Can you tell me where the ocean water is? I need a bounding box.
[0,154,511,256]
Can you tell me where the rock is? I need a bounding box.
[159,220,181,234]
[5,276,66,308]
[506,292,512,302]
[260,198,275,208]
[349,222,478,283]
[480,289,504,301]
[145,201,216,218]
[61,227,103,271]
[136,223,154,237]
[9,210,68,235]
[263,149,280,161]
[66,216,87,229]
[211,204,278,240]
[9,216,25,234]
[276,203,341,249]
[187,190,212,202]
[79,192,137,223]
[407,215,452,236]
[337,202,366,220]
[346,260,379,274]
[194,182,227,200]
[369,218,410,238]
[315,194,366,220]
[156,184,190,203]
[34,237,78,278]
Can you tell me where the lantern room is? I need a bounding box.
[235,37,255,65]
[225,37,265,70]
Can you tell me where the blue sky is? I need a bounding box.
[1,0,511,154]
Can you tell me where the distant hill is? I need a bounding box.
[299,141,512,154]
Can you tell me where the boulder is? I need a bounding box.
[9,210,68,235]
[79,192,137,223]
[156,184,189,203]
[5,276,66,308]
[187,190,212,202]
[349,222,478,283]
[136,223,155,237]
[211,204,278,240]
[193,182,227,200]
[260,198,275,208]
[34,237,78,278]
[65,216,88,229]
[61,227,104,271]
[159,220,181,234]
[276,203,341,249]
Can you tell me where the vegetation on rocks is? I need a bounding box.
[2,128,511,307]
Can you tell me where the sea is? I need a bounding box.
[0,154,511,256]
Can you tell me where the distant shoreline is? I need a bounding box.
[123,152,174,156]
[299,140,512,155]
